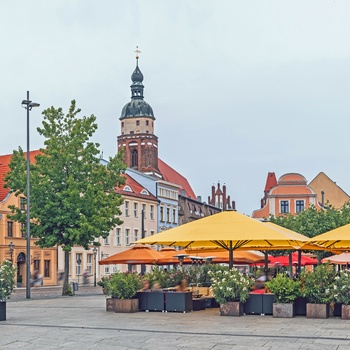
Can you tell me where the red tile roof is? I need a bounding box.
[158,158,196,199]
[0,150,41,202]
[264,172,277,193]
[115,173,158,201]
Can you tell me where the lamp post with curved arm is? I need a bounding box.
[21,91,40,300]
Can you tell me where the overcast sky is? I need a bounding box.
[1,1,350,216]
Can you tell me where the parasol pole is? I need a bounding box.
[229,241,233,269]
[264,251,269,281]
[297,250,302,276]
[289,252,293,279]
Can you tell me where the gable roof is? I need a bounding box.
[309,172,350,209]
[0,150,41,202]
[158,158,196,199]
[264,172,277,193]
[115,173,158,201]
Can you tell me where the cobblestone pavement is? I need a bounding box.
[2,294,350,350]
[9,284,103,302]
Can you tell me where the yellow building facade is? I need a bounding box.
[0,192,57,286]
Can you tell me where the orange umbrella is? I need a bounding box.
[157,247,265,265]
[98,245,163,265]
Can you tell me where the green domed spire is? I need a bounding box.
[120,48,155,120]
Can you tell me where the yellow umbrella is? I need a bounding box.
[310,223,350,251]
[135,210,310,268]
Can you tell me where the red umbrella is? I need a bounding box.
[267,252,317,266]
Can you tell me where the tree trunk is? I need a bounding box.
[62,250,71,296]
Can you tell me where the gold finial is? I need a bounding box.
[135,46,141,60]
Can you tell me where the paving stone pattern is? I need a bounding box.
[2,292,350,349]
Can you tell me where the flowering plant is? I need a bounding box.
[265,273,301,303]
[333,269,350,305]
[106,271,142,300]
[300,263,335,304]
[209,267,252,304]
[0,260,17,301]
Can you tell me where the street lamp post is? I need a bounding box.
[21,91,40,299]
[93,247,97,287]
[8,242,15,263]
[77,257,81,285]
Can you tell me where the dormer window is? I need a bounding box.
[141,189,149,195]
[123,185,133,192]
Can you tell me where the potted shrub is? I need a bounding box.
[0,260,17,321]
[333,269,350,320]
[105,271,142,313]
[301,263,335,319]
[97,276,111,295]
[265,273,301,318]
[209,267,252,316]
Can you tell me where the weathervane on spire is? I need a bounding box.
[135,46,141,62]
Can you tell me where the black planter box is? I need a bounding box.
[244,294,263,315]
[148,292,165,311]
[333,303,342,317]
[243,293,275,315]
[165,292,193,313]
[135,292,165,311]
[0,301,6,322]
[192,298,206,311]
[294,297,307,316]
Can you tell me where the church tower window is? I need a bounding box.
[131,149,138,168]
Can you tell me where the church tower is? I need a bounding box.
[117,48,160,176]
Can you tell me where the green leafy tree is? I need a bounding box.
[5,100,126,295]
[269,203,350,261]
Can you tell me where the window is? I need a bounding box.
[146,120,149,126]
[20,197,26,211]
[104,235,109,245]
[76,253,82,276]
[21,223,26,238]
[150,230,155,236]
[142,204,146,217]
[7,222,13,237]
[172,208,177,224]
[87,255,92,274]
[160,206,164,222]
[125,201,129,217]
[280,201,289,214]
[105,266,110,274]
[116,228,121,246]
[112,265,118,273]
[123,185,132,192]
[134,229,138,242]
[121,122,124,127]
[131,149,138,167]
[136,120,140,126]
[125,229,130,246]
[150,205,154,220]
[134,202,138,218]
[34,260,40,272]
[296,200,305,213]
[166,207,170,223]
[44,260,51,278]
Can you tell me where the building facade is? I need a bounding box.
[0,152,57,286]
[252,172,320,219]
[308,172,350,209]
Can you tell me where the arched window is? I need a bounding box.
[131,149,138,168]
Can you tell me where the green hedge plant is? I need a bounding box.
[265,273,300,304]
[333,269,350,305]
[106,272,142,300]
[300,263,336,304]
